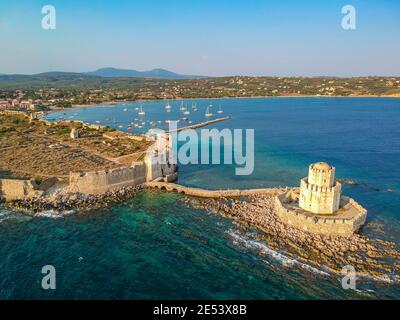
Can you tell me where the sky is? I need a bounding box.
[0,0,399,76]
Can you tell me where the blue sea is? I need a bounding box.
[1,97,400,299]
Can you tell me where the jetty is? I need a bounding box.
[169,116,231,133]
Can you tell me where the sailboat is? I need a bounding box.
[138,105,145,116]
[205,104,213,117]
[179,101,186,111]
[183,105,190,115]
[165,102,172,110]
[217,104,223,114]
[192,102,198,112]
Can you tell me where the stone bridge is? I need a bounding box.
[145,181,284,198]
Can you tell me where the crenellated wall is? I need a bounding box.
[275,192,367,237]
[308,165,335,187]
[299,178,341,214]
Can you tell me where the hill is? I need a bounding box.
[85,67,207,79]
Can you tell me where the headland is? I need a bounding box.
[1,109,399,284]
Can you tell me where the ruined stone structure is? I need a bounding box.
[299,162,341,214]
[70,128,80,139]
[0,179,42,201]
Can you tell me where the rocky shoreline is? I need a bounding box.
[3,185,145,213]
[3,185,400,283]
[182,193,400,283]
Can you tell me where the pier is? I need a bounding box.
[169,116,231,133]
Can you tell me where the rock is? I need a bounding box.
[70,128,80,139]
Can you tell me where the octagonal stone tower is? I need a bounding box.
[299,162,341,215]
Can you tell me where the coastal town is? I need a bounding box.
[0,91,44,111]
[1,76,400,111]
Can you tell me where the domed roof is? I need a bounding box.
[312,162,332,171]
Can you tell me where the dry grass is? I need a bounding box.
[0,113,150,179]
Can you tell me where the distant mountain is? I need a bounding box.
[0,72,105,89]
[0,72,96,85]
[84,67,207,79]
[0,68,207,89]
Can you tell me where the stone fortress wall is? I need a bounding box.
[0,179,42,201]
[0,115,177,198]
[299,178,342,214]
[67,131,177,194]
[275,191,367,237]
[69,163,147,195]
[1,156,176,198]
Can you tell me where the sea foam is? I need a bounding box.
[227,230,330,276]
[34,209,76,219]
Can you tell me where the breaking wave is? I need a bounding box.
[33,209,76,219]
[0,207,75,223]
[227,230,330,276]
[0,209,11,223]
[0,207,32,223]
[227,230,397,285]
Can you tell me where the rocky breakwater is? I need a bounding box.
[182,193,400,283]
[4,185,145,213]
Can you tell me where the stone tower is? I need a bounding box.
[299,162,341,215]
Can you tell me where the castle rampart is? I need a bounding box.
[69,163,147,195]
[275,191,367,237]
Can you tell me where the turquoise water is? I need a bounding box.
[1,97,400,299]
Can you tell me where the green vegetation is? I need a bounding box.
[1,75,400,109]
